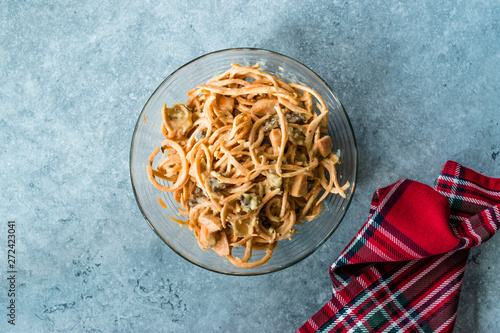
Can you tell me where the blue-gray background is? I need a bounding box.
[1,1,499,332]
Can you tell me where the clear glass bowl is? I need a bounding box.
[130,48,357,275]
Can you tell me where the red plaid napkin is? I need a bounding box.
[298,161,500,333]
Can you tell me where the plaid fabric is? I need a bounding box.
[298,161,500,333]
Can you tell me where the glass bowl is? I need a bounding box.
[130,48,357,275]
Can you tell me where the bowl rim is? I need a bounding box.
[129,47,358,276]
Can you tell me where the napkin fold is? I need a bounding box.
[298,161,500,333]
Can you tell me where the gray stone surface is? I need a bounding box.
[1,0,499,332]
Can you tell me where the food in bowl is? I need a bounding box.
[147,63,349,268]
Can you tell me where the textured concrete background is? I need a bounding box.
[1,0,499,332]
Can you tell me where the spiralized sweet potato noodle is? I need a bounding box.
[147,63,349,268]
